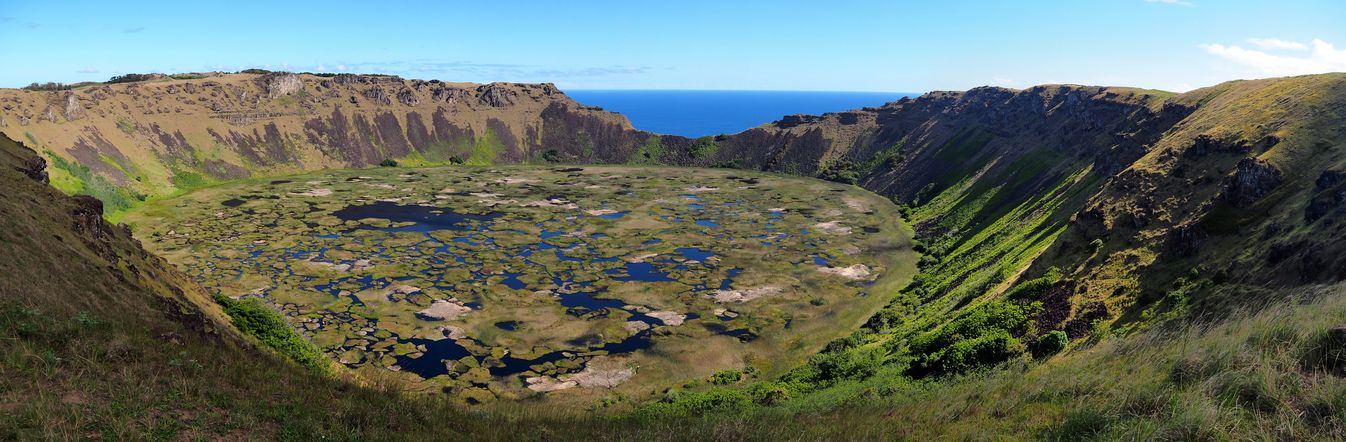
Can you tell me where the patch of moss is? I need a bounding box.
[467,129,503,166]
[630,136,664,165]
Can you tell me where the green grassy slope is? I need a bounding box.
[634,73,1346,437]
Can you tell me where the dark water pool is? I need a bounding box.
[333,201,501,232]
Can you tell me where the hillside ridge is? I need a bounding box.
[0,72,649,211]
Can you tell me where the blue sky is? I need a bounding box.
[1,0,1343,92]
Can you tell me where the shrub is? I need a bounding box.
[747,382,793,405]
[379,158,399,167]
[1035,330,1068,358]
[824,330,869,353]
[448,156,465,165]
[215,295,331,375]
[709,369,742,385]
[908,300,1039,377]
[863,307,904,331]
[921,330,1026,375]
[806,347,884,383]
[688,136,718,159]
[817,158,859,184]
[633,388,750,417]
[22,82,72,91]
[107,73,158,84]
[541,149,563,163]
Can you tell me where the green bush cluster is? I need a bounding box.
[816,158,859,185]
[22,82,73,91]
[709,369,743,385]
[636,388,752,417]
[1035,330,1069,358]
[630,136,664,164]
[788,347,885,385]
[908,300,1039,377]
[107,73,158,84]
[214,295,332,375]
[688,136,719,159]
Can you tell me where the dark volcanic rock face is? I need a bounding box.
[539,102,646,163]
[1223,157,1283,207]
[477,84,518,107]
[1306,170,1346,222]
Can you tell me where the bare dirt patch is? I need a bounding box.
[819,264,871,280]
[712,285,785,303]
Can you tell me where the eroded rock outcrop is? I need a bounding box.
[63,93,83,121]
[1223,157,1283,207]
[1307,170,1346,222]
[476,84,517,107]
[258,72,304,98]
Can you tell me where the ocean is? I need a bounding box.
[566,90,914,138]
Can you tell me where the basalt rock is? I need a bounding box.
[1164,223,1204,258]
[63,93,83,121]
[476,84,517,107]
[14,154,48,184]
[1306,172,1346,222]
[396,88,419,106]
[363,88,391,105]
[1316,170,1346,190]
[776,114,821,129]
[430,87,470,103]
[1185,134,1249,158]
[1223,158,1283,207]
[71,195,116,259]
[257,72,304,98]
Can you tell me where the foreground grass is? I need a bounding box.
[6,280,1345,440]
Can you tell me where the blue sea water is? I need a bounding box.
[566,90,915,138]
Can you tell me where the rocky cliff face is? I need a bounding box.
[678,74,1346,334]
[0,72,650,198]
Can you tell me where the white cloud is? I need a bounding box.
[1246,38,1306,51]
[1145,0,1193,6]
[1200,38,1346,76]
[76,68,99,74]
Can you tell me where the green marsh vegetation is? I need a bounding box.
[124,165,915,407]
